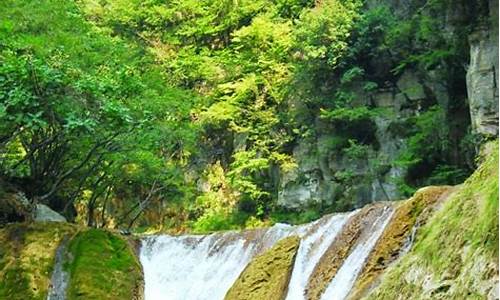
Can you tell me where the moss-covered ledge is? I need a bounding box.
[225,236,300,300]
[0,222,77,299]
[0,223,143,300]
[66,229,143,300]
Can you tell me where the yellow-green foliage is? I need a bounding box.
[364,141,499,299]
[66,229,143,300]
[225,236,300,300]
[0,223,76,300]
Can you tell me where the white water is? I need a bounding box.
[140,224,292,300]
[285,212,355,300]
[140,213,352,300]
[320,207,394,300]
[140,205,395,300]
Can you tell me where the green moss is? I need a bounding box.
[225,236,300,300]
[66,229,143,300]
[0,222,76,300]
[364,141,499,299]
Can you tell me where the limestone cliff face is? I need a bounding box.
[466,0,499,137]
[276,0,499,211]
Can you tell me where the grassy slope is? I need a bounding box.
[365,141,499,299]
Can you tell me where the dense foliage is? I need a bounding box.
[0,0,488,232]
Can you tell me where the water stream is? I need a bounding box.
[320,207,394,300]
[140,204,395,300]
[47,236,70,300]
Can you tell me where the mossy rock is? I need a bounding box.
[0,222,76,300]
[225,236,300,300]
[66,229,143,300]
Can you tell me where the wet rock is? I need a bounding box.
[349,186,455,299]
[306,204,391,300]
[224,236,300,300]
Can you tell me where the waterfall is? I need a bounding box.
[140,205,395,300]
[140,223,294,300]
[320,207,394,300]
[284,212,354,300]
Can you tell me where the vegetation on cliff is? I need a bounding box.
[1,0,493,232]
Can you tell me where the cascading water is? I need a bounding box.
[139,204,395,300]
[140,224,293,300]
[285,212,355,300]
[320,206,394,300]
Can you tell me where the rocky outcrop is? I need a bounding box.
[466,1,499,137]
[363,141,499,299]
[349,185,455,299]
[224,236,300,300]
[0,192,66,224]
[0,192,34,224]
[276,80,419,210]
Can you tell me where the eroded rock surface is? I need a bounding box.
[467,26,499,137]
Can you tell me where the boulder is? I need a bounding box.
[34,204,66,222]
[0,192,34,224]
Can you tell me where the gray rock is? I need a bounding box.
[396,70,426,101]
[466,28,499,137]
[373,90,395,108]
[34,204,66,222]
[488,281,499,300]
